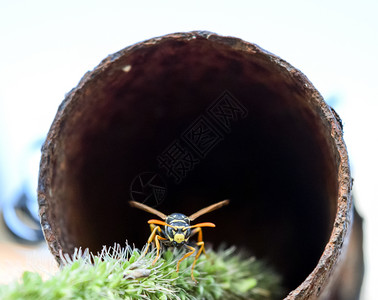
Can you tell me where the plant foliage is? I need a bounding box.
[0,244,283,300]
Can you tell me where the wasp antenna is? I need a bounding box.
[188,222,216,228]
[129,201,167,220]
[188,199,230,221]
[148,219,174,227]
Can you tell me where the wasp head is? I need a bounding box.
[165,213,191,246]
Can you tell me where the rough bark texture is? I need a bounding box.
[38,31,363,299]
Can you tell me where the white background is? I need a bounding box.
[0,1,376,298]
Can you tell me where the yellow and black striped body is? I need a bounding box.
[163,213,191,246]
[129,199,229,282]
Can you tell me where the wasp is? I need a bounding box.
[129,199,229,281]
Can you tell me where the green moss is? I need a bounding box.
[0,244,283,300]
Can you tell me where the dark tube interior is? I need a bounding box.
[48,37,339,291]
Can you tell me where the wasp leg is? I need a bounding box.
[191,241,205,282]
[176,245,196,273]
[190,227,209,258]
[153,234,167,265]
[141,225,162,258]
[149,223,156,233]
